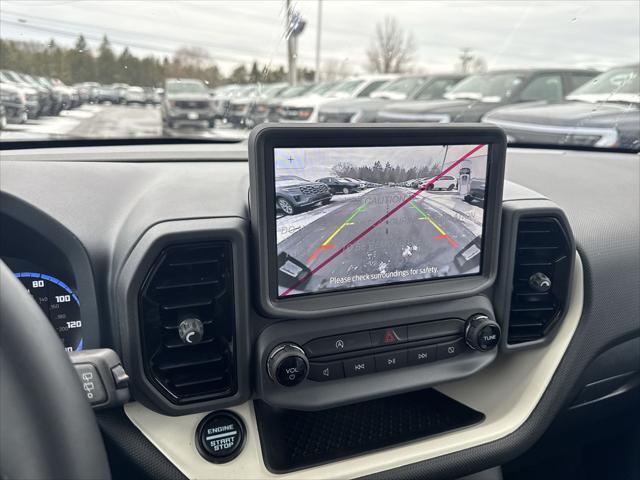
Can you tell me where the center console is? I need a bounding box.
[118,124,577,478]
[249,125,507,411]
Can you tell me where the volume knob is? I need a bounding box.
[266,343,309,387]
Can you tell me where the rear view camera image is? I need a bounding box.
[274,144,489,297]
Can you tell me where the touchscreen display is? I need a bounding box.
[274,144,489,297]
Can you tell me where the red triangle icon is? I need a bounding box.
[383,330,398,344]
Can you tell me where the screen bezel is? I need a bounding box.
[249,124,506,319]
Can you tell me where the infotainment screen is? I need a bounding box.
[273,143,489,297]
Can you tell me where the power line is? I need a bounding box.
[0,9,318,64]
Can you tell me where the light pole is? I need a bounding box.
[314,0,322,82]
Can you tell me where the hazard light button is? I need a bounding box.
[370,326,408,346]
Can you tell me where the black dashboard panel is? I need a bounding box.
[1,144,638,478]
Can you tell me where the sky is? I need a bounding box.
[1,1,638,76]
[274,144,488,180]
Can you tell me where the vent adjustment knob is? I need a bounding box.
[529,272,552,293]
[178,317,204,345]
[267,343,309,387]
[465,314,501,351]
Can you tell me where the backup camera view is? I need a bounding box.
[275,144,488,296]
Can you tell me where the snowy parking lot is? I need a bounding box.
[0,104,251,141]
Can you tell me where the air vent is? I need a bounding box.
[139,242,236,404]
[508,217,572,344]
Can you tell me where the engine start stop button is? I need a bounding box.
[196,410,245,463]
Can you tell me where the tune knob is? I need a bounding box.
[465,314,501,351]
[266,343,309,387]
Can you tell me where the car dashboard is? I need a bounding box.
[0,142,638,479]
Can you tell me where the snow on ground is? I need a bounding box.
[0,105,102,139]
[416,190,484,237]
[275,188,377,243]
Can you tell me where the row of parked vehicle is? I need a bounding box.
[274,175,382,215]
[0,71,165,129]
[0,69,87,126]
[211,64,638,150]
[92,84,163,106]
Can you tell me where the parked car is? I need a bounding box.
[82,82,101,103]
[96,85,120,104]
[161,78,215,130]
[50,78,79,108]
[342,177,367,190]
[0,81,28,124]
[414,175,457,190]
[125,86,147,105]
[318,74,465,123]
[0,70,40,119]
[275,175,332,215]
[246,83,315,126]
[376,69,599,123]
[73,82,101,104]
[482,65,640,150]
[22,73,59,115]
[72,83,90,104]
[7,71,53,116]
[34,76,66,114]
[279,76,396,123]
[227,83,288,128]
[211,84,260,122]
[316,176,362,194]
[144,87,162,105]
[112,83,130,104]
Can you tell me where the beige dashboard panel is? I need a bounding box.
[125,253,584,479]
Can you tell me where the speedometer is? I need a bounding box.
[15,272,83,351]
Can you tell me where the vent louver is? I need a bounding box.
[139,242,236,404]
[508,217,571,344]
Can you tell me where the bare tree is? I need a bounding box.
[366,16,416,73]
[173,46,212,70]
[322,58,353,81]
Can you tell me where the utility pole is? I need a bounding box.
[286,0,297,85]
[285,0,306,85]
[314,0,322,82]
[459,47,474,74]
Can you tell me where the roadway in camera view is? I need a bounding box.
[275,144,487,296]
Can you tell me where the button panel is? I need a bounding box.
[304,319,473,382]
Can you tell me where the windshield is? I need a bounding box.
[372,77,426,97]
[165,81,207,94]
[567,66,639,99]
[445,73,525,102]
[327,79,364,96]
[0,1,637,150]
[279,84,313,98]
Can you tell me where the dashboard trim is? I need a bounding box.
[124,253,583,479]
[115,217,251,415]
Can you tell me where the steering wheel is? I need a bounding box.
[0,260,111,480]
